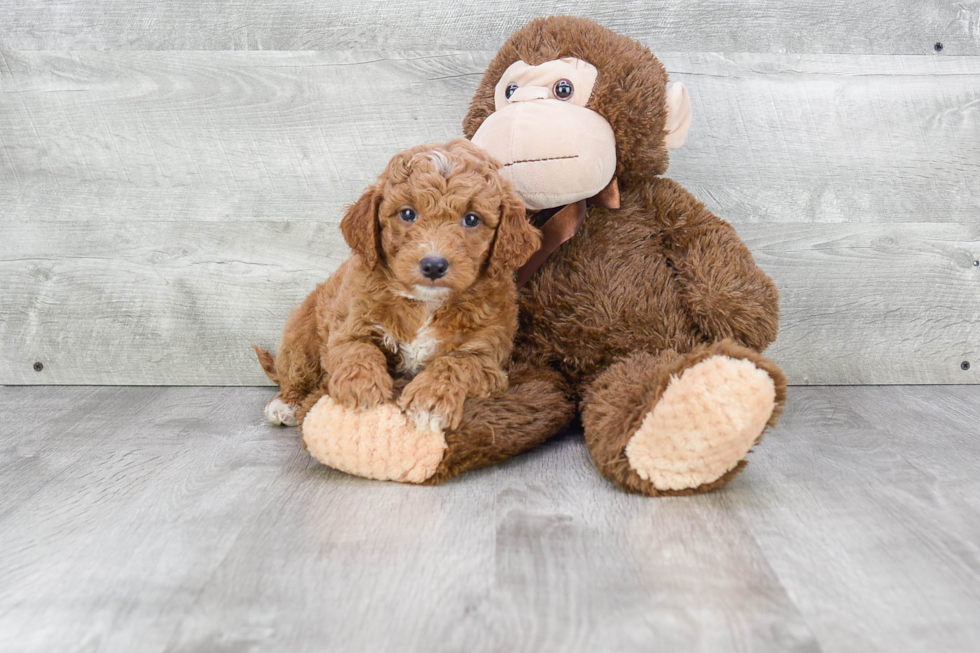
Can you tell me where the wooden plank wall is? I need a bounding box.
[0,1,978,385]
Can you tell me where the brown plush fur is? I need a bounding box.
[417,17,787,494]
[422,361,576,484]
[258,139,540,431]
[516,180,780,393]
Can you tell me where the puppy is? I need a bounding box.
[255,139,540,432]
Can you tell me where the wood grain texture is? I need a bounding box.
[725,385,980,652]
[0,0,976,55]
[1,219,977,385]
[750,222,980,385]
[2,385,979,651]
[0,387,300,653]
[1,51,978,384]
[2,51,978,225]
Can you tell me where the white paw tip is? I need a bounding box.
[408,410,443,434]
[265,397,299,427]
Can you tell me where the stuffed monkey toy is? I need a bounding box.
[298,16,787,495]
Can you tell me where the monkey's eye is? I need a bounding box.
[398,208,417,223]
[462,213,481,228]
[505,83,519,100]
[554,79,574,100]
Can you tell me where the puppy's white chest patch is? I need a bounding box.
[398,324,441,377]
[375,296,445,377]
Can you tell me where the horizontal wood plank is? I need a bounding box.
[747,222,980,385]
[0,51,483,201]
[2,51,977,225]
[0,0,976,55]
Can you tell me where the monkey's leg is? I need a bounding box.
[423,363,575,484]
[580,340,787,496]
[299,362,576,484]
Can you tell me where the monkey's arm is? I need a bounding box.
[654,178,780,351]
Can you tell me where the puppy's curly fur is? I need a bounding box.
[255,139,541,432]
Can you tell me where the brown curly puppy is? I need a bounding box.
[255,139,540,432]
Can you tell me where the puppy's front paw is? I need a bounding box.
[328,366,393,410]
[397,380,465,433]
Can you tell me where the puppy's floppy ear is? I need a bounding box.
[488,190,540,278]
[341,184,383,269]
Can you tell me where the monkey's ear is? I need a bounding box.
[488,192,540,279]
[341,185,383,269]
[664,82,693,149]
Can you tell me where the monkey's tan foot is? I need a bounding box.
[624,355,776,492]
[301,396,447,483]
[582,341,787,496]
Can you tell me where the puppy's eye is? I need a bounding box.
[462,213,481,228]
[505,83,518,100]
[554,79,573,100]
[398,208,417,223]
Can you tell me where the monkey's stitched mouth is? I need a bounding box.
[502,155,579,167]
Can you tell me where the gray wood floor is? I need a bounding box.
[1,385,978,653]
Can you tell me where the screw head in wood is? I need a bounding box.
[962,361,971,371]
[33,362,44,372]
[934,42,944,52]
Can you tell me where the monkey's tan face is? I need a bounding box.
[471,58,618,211]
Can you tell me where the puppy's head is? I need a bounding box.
[341,139,540,297]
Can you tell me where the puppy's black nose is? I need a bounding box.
[419,256,449,280]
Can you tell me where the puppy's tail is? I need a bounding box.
[252,344,279,384]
